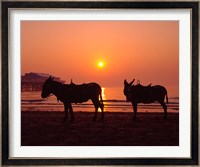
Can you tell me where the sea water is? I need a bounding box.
[21,87,179,113]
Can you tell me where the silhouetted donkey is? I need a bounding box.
[123,79,168,120]
[41,76,104,121]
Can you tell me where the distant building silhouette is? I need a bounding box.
[21,72,64,91]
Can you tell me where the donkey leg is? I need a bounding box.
[63,103,69,122]
[99,102,104,121]
[68,103,74,122]
[132,102,137,120]
[92,99,99,121]
[160,101,167,119]
[93,106,98,121]
[101,105,104,121]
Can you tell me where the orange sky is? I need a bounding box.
[21,21,179,96]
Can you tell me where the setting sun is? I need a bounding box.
[97,61,105,68]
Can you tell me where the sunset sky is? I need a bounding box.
[21,21,179,96]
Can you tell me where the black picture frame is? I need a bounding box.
[1,1,199,166]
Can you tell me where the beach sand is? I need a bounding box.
[22,111,179,146]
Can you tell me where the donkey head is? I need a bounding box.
[41,76,54,98]
[123,79,135,101]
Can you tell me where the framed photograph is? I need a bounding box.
[2,1,199,166]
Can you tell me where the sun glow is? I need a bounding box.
[97,61,104,68]
[102,87,106,100]
[98,87,106,112]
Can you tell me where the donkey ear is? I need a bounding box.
[130,79,135,85]
[48,76,54,81]
[124,79,128,85]
[47,76,51,80]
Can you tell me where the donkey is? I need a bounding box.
[41,76,104,121]
[123,79,168,120]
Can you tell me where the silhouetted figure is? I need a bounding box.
[124,79,168,120]
[41,76,104,121]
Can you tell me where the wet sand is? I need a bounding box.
[21,111,179,146]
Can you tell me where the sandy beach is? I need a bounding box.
[21,111,179,146]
